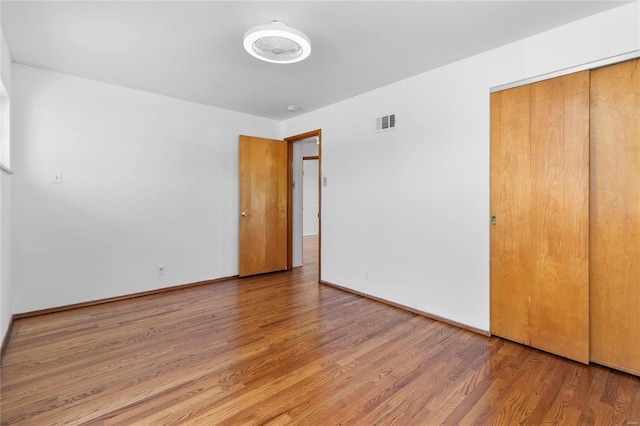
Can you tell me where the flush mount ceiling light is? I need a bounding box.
[243,20,311,64]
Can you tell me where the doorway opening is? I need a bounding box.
[285,130,321,282]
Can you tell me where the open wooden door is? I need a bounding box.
[239,135,288,277]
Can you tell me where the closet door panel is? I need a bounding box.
[590,59,640,375]
[490,71,590,364]
[490,86,533,345]
[528,71,590,364]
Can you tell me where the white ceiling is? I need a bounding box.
[1,1,630,120]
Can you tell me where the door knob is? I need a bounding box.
[241,211,248,217]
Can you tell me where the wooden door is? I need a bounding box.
[490,84,532,345]
[590,59,640,375]
[239,135,288,277]
[491,71,590,363]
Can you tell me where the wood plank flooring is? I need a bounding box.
[1,235,639,425]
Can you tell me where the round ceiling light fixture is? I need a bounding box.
[243,20,311,64]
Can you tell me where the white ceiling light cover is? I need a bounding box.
[243,21,311,64]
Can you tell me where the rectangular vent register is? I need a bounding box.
[376,113,396,132]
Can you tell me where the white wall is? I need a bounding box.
[282,3,640,332]
[12,65,280,313]
[0,0,14,346]
[303,159,319,236]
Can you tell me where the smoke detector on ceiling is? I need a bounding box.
[243,20,311,64]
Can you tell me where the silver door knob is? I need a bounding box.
[241,211,248,217]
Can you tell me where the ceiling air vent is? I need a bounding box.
[376,113,396,132]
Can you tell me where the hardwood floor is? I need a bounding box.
[1,235,639,425]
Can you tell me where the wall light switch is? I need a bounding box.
[53,172,62,183]
[323,177,328,187]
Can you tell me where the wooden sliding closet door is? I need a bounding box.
[490,85,532,345]
[590,59,640,375]
[491,71,590,363]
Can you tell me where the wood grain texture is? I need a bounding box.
[528,71,590,364]
[0,316,15,364]
[2,236,639,425]
[239,135,288,277]
[491,71,590,364]
[590,59,640,376]
[490,85,533,346]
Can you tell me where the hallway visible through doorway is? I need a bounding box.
[302,234,318,268]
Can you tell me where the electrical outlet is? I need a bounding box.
[364,270,370,282]
[157,264,165,275]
